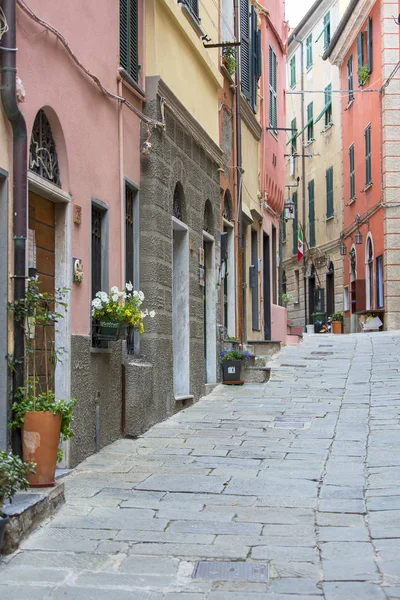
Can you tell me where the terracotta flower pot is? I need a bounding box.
[332,321,342,334]
[22,411,62,487]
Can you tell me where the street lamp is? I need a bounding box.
[284,198,295,221]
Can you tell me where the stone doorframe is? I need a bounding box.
[172,216,190,398]
[203,229,217,384]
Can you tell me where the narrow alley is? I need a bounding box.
[1,332,400,600]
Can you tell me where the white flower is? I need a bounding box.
[138,291,145,302]
[99,292,109,303]
[112,294,119,302]
[118,291,126,298]
[149,310,155,318]
[91,308,95,316]
[111,286,119,294]
[91,298,102,309]
[95,291,103,298]
[126,282,133,292]
[133,290,139,298]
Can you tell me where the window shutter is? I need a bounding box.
[290,55,296,88]
[120,0,129,73]
[308,180,315,248]
[367,17,373,74]
[120,0,139,82]
[292,192,298,256]
[306,34,312,68]
[256,29,262,80]
[348,55,354,102]
[291,117,297,153]
[269,46,278,131]
[365,125,372,185]
[326,167,334,217]
[323,12,330,49]
[349,144,355,199]
[357,32,364,84]
[251,6,258,110]
[240,0,251,100]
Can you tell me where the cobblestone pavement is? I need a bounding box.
[2,332,400,599]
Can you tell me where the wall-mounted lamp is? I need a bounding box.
[340,241,346,256]
[283,198,295,221]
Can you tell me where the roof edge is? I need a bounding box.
[288,0,323,45]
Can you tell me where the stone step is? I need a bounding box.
[242,365,271,384]
[246,340,281,357]
[287,334,302,345]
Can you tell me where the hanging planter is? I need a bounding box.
[93,321,129,341]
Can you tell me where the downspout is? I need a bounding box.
[234,0,245,342]
[1,0,28,454]
[293,34,307,328]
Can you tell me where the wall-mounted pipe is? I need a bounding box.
[1,0,28,454]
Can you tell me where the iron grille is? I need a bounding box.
[125,185,135,285]
[91,205,103,302]
[29,110,61,186]
[173,185,183,221]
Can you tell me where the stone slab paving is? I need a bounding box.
[2,332,400,598]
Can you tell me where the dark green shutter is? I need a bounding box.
[120,0,139,82]
[324,83,332,126]
[256,29,262,79]
[348,55,354,102]
[251,7,258,110]
[307,102,313,140]
[306,34,312,69]
[291,118,297,153]
[269,46,277,131]
[292,192,298,256]
[324,12,330,49]
[367,17,373,73]
[365,125,372,185]
[357,32,364,84]
[326,167,334,217]
[350,144,355,199]
[290,55,296,87]
[240,0,251,101]
[308,180,315,248]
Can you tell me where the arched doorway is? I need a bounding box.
[366,235,374,310]
[326,261,334,317]
[203,200,216,383]
[222,190,235,337]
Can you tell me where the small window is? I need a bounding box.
[292,191,298,256]
[365,124,372,186]
[347,55,354,103]
[91,203,108,301]
[326,167,334,218]
[295,269,300,301]
[269,46,278,132]
[357,32,365,85]
[307,102,314,142]
[306,34,313,69]
[376,255,384,308]
[367,17,373,74]
[291,118,297,154]
[349,144,355,200]
[308,179,316,248]
[290,54,296,88]
[324,83,332,127]
[120,0,139,83]
[323,12,331,50]
[344,286,349,311]
[186,0,199,18]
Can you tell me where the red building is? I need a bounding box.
[324,0,384,332]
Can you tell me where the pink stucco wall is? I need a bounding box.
[17,1,143,335]
[271,304,288,344]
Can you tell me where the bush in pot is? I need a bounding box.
[220,347,252,382]
[8,277,76,487]
[331,311,344,334]
[0,451,35,550]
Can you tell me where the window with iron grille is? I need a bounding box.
[292,191,298,256]
[290,54,296,88]
[365,124,372,186]
[269,45,278,132]
[185,0,199,18]
[349,144,355,200]
[347,55,354,103]
[308,179,316,248]
[92,204,104,301]
[125,183,135,286]
[323,12,330,50]
[29,110,61,187]
[326,167,334,218]
[120,0,139,82]
[306,34,312,69]
[307,102,314,142]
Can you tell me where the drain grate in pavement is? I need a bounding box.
[193,561,269,581]
[280,364,306,368]
[311,351,333,356]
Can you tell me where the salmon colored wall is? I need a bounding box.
[340,3,383,301]
[17,1,143,335]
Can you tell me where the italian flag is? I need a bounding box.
[297,228,304,261]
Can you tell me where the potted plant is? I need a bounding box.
[0,451,35,550]
[222,46,236,78]
[282,292,295,307]
[358,64,369,86]
[220,347,252,383]
[331,311,343,334]
[91,283,155,341]
[8,277,76,487]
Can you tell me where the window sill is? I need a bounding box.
[180,3,203,36]
[118,68,145,100]
[326,214,334,222]
[269,129,278,140]
[322,122,334,133]
[346,98,355,110]
[348,197,356,205]
[306,65,313,73]
[363,182,373,192]
[304,139,314,148]
[221,63,234,83]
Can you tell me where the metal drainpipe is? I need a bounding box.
[293,35,307,328]
[1,0,28,454]
[233,0,245,342]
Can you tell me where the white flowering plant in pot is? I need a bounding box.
[92,283,155,340]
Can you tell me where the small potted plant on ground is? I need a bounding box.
[8,277,76,487]
[220,347,252,383]
[0,451,35,550]
[331,311,343,334]
[91,283,155,341]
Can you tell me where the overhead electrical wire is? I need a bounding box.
[16,0,164,129]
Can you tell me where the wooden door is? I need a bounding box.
[28,192,55,388]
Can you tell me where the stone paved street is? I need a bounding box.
[2,332,400,599]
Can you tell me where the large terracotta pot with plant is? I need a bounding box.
[331,311,343,334]
[9,278,76,487]
[0,451,34,550]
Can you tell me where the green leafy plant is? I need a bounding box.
[282,292,295,307]
[0,451,35,508]
[358,64,369,86]
[225,336,240,342]
[222,46,236,78]
[91,284,155,334]
[331,311,344,322]
[220,348,252,361]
